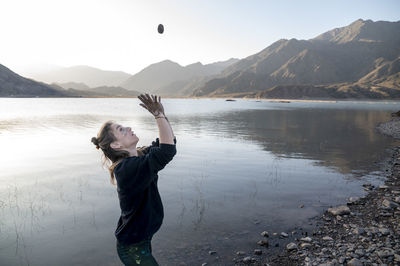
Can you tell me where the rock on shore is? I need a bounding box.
[377,117,400,139]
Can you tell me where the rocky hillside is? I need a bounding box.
[53,82,142,97]
[120,58,239,96]
[192,19,400,99]
[0,64,68,97]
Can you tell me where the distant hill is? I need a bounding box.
[0,64,68,97]
[50,83,142,97]
[0,64,141,97]
[120,58,239,96]
[192,19,400,99]
[86,86,141,97]
[55,82,91,91]
[27,65,132,88]
[4,19,399,99]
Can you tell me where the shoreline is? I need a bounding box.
[268,148,399,265]
[2,96,400,104]
[231,117,400,265]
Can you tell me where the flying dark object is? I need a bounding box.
[158,24,164,34]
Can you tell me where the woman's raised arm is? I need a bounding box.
[138,94,175,145]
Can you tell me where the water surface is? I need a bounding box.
[0,98,399,265]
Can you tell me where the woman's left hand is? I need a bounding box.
[138,94,165,117]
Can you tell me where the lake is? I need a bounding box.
[0,98,399,265]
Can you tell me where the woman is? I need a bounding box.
[91,94,176,265]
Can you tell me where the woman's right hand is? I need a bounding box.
[138,94,165,117]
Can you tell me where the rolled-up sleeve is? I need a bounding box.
[146,143,177,173]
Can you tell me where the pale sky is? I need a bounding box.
[0,0,399,75]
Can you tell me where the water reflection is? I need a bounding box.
[1,99,399,266]
[173,108,397,176]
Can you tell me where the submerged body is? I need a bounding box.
[92,94,176,265]
[115,138,177,245]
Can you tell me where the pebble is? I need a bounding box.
[377,248,394,258]
[382,199,399,209]
[286,242,298,251]
[242,256,255,263]
[300,237,312,242]
[322,236,334,241]
[354,249,364,257]
[236,251,246,256]
[347,258,363,266]
[300,243,312,249]
[328,205,350,215]
[208,251,217,255]
[352,227,365,235]
[280,232,289,238]
[254,249,262,255]
[348,197,360,204]
[257,240,269,247]
[378,228,390,235]
[261,231,269,237]
[319,263,334,266]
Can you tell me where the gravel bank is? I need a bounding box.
[233,117,400,266]
[377,117,400,139]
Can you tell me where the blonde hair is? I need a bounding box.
[91,121,129,185]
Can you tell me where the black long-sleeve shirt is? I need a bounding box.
[114,138,177,245]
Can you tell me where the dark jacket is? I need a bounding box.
[114,138,177,245]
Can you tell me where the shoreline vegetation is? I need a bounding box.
[237,116,400,266]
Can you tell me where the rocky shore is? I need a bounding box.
[232,117,400,266]
[377,117,400,139]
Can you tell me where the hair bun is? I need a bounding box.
[91,137,100,149]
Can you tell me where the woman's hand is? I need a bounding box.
[138,94,165,117]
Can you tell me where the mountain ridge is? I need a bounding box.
[120,58,239,95]
[0,64,68,97]
[2,19,399,99]
[191,19,400,99]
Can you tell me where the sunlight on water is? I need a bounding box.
[0,98,399,265]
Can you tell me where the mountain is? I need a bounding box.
[312,19,400,44]
[55,82,91,91]
[192,19,400,99]
[26,65,132,88]
[0,64,68,97]
[358,56,400,85]
[86,86,141,97]
[120,58,239,96]
[50,83,141,97]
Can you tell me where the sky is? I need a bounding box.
[0,0,399,75]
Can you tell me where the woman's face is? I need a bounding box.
[110,123,139,150]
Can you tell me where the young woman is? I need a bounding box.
[91,94,176,265]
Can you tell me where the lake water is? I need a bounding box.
[0,98,399,265]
